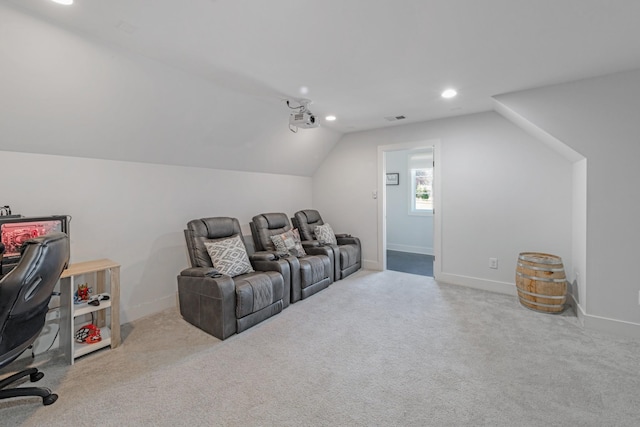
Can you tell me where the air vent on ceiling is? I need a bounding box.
[384,115,406,122]
[115,20,138,35]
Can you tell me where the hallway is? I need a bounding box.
[386,250,434,277]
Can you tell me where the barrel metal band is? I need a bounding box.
[518,254,563,265]
[516,271,567,283]
[516,288,566,300]
[517,262,565,272]
[518,297,565,309]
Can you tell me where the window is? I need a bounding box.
[408,151,433,214]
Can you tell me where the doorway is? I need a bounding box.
[377,140,441,278]
[386,251,434,276]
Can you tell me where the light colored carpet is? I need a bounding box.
[2,269,640,426]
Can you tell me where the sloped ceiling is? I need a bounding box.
[2,0,640,176]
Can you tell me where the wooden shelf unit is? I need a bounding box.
[59,259,120,364]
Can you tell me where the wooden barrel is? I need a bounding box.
[515,252,567,313]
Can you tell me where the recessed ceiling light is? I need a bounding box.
[325,115,336,121]
[51,0,73,4]
[441,89,457,99]
[299,86,309,95]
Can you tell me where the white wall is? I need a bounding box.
[0,2,322,341]
[1,150,312,324]
[385,149,433,254]
[0,2,341,177]
[493,99,587,317]
[571,159,588,314]
[494,68,640,332]
[313,111,573,294]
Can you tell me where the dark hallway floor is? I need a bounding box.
[386,250,434,277]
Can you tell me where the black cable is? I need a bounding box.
[286,100,304,111]
[45,326,60,352]
[33,317,62,356]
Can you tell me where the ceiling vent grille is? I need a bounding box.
[384,115,406,122]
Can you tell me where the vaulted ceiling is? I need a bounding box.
[3,0,640,175]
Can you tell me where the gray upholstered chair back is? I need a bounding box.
[292,209,325,242]
[185,217,244,269]
[0,232,69,364]
[250,213,292,252]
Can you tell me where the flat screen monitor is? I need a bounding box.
[0,215,69,275]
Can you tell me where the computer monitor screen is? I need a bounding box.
[0,215,69,275]
[1,219,63,257]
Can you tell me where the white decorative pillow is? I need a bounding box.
[314,223,337,245]
[270,229,307,257]
[204,235,254,277]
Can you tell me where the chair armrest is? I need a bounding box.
[176,272,236,339]
[300,240,321,248]
[303,244,332,257]
[250,256,292,308]
[176,272,234,298]
[180,267,222,278]
[250,254,290,276]
[334,233,352,238]
[337,236,360,246]
[249,251,278,262]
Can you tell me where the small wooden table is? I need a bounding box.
[59,259,120,364]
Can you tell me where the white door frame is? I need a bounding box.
[377,139,442,279]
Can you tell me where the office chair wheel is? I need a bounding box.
[42,393,58,406]
[30,371,44,382]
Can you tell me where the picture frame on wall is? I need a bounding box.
[386,173,399,185]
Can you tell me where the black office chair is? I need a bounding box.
[0,232,70,406]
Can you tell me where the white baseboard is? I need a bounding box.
[565,291,640,339]
[121,293,177,324]
[581,311,640,339]
[126,275,640,341]
[386,244,433,255]
[566,292,585,326]
[363,259,382,271]
[435,272,517,296]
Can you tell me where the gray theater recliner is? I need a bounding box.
[178,217,290,340]
[250,213,332,304]
[292,209,361,280]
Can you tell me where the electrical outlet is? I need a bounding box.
[489,258,498,269]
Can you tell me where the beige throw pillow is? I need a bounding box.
[270,229,307,257]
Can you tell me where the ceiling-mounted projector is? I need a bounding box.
[289,111,318,128]
[286,98,319,132]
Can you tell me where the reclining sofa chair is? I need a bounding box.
[178,217,290,340]
[250,213,332,304]
[292,209,361,280]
